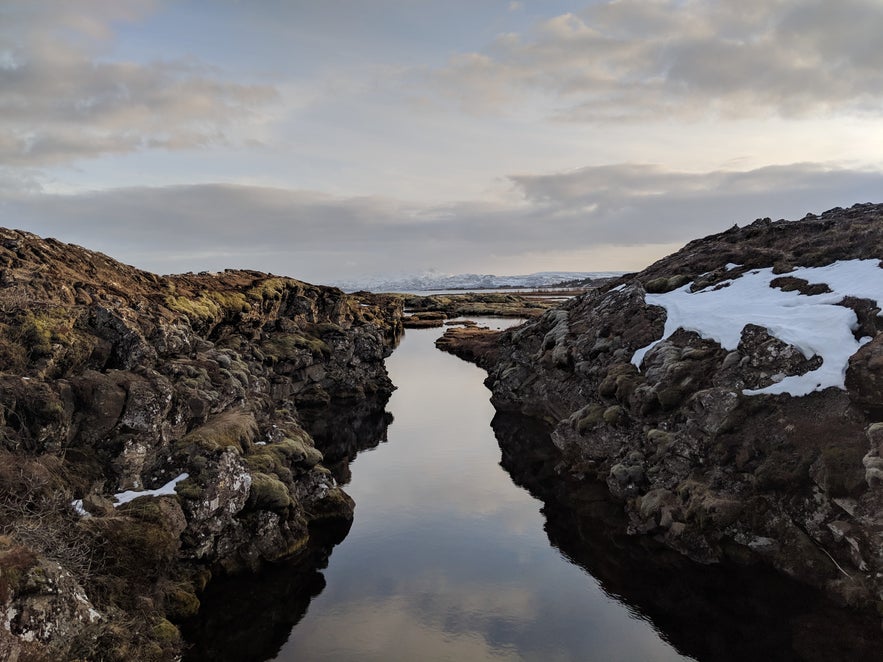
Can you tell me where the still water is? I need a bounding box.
[274,320,690,661]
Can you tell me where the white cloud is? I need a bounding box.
[428,0,883,120]
[3,163,881,283]
[0,1,278,165]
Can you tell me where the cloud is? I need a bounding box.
[0,1,278,165]
[429,0,883,120]
[2,163,881,282]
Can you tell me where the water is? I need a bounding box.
[274,319,689,661]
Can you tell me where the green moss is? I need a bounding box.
[151,618,181,644]
[262,332,330,358]
[645,274,691,294]
[165,295,221,321]
[246,277,291,301]
[165,290,250,322]
[14,306,81,358]
[248,472,291,511]
[602,405,626,426]
[172,478,203,501]
[646,429,673,444]
[245,435,323,476]
[273,437,323,466]
[599,363,638,398]
[575,404,606,433]
[244,451,278,474]
[163,585,201,621]
[182,410,258,453]
[207,290,250,313]
[310,322,344,335]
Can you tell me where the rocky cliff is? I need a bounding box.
[0,229,402,660]
[442,202,883,619]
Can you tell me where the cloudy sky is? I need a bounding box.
[2,0,882,284]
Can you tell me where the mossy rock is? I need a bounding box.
[646,429,674,453]
[173,477,203,501]
[262,333,330,359]
[181,410,258,453]
[599,363,638,398]
[245,436,323,475]
[645,274,691,294]
[602,405,626,426]
[248,472,291,511]
[307,486,355,521]
[152,618,181,644]
[575,404,606,433]
[246,277,290,301]
[244,451,278,474]
[162,584,201,621]
[274,436,323,467]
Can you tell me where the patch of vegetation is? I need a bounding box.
[575,404,606,433]
[180,410,258,453]
[247,472,291,511]
[164,290,250,323]
[262,332,330,359]
[645,274,691,294]
[246,277,291,302]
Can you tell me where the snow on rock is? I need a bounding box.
[632,259,883,397]
[112,473,189,507]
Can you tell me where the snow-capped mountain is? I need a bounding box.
[329,271,623,293]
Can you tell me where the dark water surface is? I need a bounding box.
[274,319,690,661]
[186,320,883,662]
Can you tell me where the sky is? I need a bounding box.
[1,0,882,284]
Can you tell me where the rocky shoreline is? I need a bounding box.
[0,229,402,660]
[440,203,883,621]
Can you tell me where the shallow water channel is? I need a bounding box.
[186,320,883,662]
[274,319,689,661]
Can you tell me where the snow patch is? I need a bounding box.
[112,473,189,507]
[70,499,90,517]
[632,259,883,397]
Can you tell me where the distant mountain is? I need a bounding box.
[330,271,624,293]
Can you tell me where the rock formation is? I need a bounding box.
[441,202,883,620]
[0,229,402,659]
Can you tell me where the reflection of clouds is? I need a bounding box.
[281,594,522,661]
[282,571,685,661]
[346,325,541,527]
[278,323,689,661]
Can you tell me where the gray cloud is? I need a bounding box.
[430,0,883,120]
[3,163,881,283]
[0,1,277,165]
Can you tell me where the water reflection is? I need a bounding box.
[181,520,351,662]
[492,414,883,662]
[274,321,689,661]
